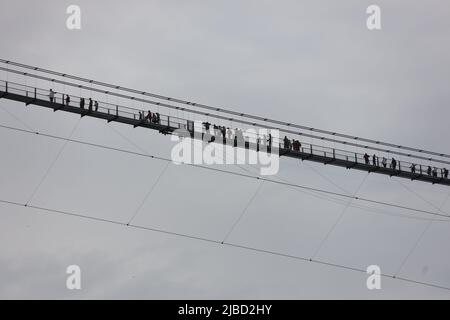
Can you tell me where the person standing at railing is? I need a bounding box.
[88,98,93,111]
[410,163,416,173]
[432,167,438,178]
[444,168,449,179]
[267,133,272,148]
[364,153,370,165]
[226,127,233,142]
[65,94,70,106]
[382,157,387,168]
[292,140,300,151]
[427,166,432,176]
[94,100,99,112]
[283,136,290,149]
[391,158,397,170]
[48,89,55,103]
[80,97,85,109]
[372,154,377,166]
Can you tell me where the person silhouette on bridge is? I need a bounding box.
[410,163,416,174]
[432,167,438,178]
[267,133,272,148]
[382,157,387,168]
[94,100,99,112]
[88,98,93,111]
[283,136,291,149]
[444,168,449,179]
[363,153,370,165]
[48,89,55,103]
[427,166,432,176]
[391,158,397,170]
[80,97,85,109]
[226,127,233,141]
[65,94,70,106]
[372,154,377,166]
[293,139,301,151]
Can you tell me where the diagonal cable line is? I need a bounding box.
[394,191,450,277]
[311,173,370,260]
[106,123,171,225]
[201,139,447,226]
[0,122,449,220]
[221,180,265,244]
[126,162,170,225]
[217,145,450,224]
[394,177,449,215]
[26,118,81,205]
[1,197,450,293]
[0,104,34,131]
[302,161,352,195]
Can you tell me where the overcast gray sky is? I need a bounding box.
[1,0,450,299]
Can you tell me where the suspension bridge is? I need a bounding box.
[0,59,449,186]
[2,59,450,294]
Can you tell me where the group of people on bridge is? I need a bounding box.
[139,110,161,125]
[49,89,100,112]
[47,89,450,181]
[363,153,449,179]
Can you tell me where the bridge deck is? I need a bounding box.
[1,89,449,187]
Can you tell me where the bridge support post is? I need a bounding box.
[0,82,7,98]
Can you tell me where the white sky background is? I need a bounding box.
[0,0,450,299]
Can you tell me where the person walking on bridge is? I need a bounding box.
[48,89,56,103]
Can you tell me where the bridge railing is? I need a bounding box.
[1,79,449,180]
[0,80,193,130]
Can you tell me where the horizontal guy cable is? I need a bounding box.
[0,198,449,293]
[0,122,448,220]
